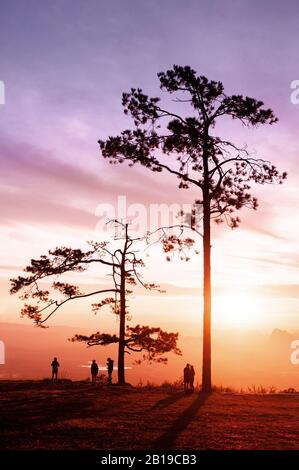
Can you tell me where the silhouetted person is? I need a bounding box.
[91,359,99,384]
[190,365,195,391]
[184,363,191,391]
[107,357,114,384]
[51,357,60,382]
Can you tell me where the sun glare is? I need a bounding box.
[214,293,261,328]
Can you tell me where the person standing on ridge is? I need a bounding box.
[51,357,60,382]
[184,363,191,392]
[91,359,99,384]
[107,357,114,384]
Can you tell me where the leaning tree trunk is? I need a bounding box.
[202,139,212,393]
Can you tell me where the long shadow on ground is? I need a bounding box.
[152,392,211,450]
[150,392,185,410]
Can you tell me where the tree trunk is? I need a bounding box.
[202,137,212,393]
[117,223,128,384]
[118,278,126,384]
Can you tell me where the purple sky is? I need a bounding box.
[0,0,299,332]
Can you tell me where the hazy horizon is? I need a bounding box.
[1,321,298,389]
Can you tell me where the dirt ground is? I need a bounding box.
[1,381,299,450]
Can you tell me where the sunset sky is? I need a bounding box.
[0,0,299,343]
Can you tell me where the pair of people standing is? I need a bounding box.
[183,363,195,391]
[91,357,114,384]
